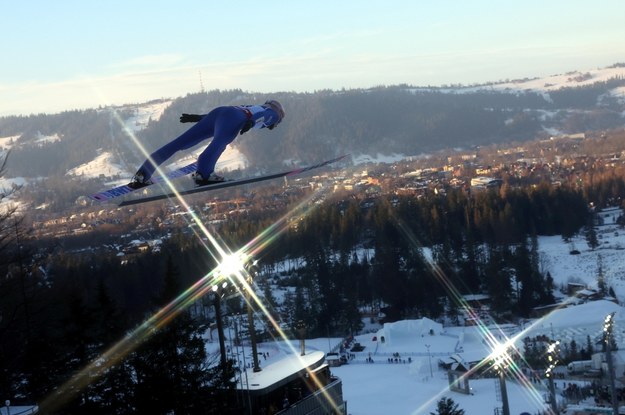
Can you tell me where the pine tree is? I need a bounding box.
[596,254,606,295]
[131,256,216,414]
[585,216,599,250]
[446,296,461,326]
[569,340,579,361]
[56,283,97,412]
[515,239,535,316]
[258,274,278,311]
[484,245,513,315]
[430,397,465,415]
[460,234,482,293]
[542,272,556,305]
[586,335,595,358]
[0,209,56,402]
[88,279,135,414]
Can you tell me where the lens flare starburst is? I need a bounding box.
[392,217,559,414]
[40,121,343,412]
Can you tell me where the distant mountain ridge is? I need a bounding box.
[1,64,624,191]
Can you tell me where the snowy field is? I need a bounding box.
[220,299,624,414]
[539,207,625,299]
[209,320,557,414]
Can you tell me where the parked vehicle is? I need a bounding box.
[567,360,593,374]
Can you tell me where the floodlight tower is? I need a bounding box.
[211,282,230,368]
[603,312,619,415]
[244,261,261,373]
[216,253,262,373]
[545,340,560,414]
[491,346,511,415]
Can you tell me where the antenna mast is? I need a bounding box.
[198,70,205,93]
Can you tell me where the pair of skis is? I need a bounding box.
[89,162,198,202]
[89,155,348,206]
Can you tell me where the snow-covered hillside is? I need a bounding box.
[66,150,128,179]
[540,207,625,300]
[490,65,625,96]
[122,100,171,134]
[448,64,625,105]
[2,64,623,186]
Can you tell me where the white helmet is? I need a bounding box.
[264,100,285,124]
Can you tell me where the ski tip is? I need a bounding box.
[89,194,109,202]
[330,154,349,163]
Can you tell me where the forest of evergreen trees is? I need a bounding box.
[4,159,625,412]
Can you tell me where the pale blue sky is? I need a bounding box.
[2,0,625,116]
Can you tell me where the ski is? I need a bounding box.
[118,155,348,207]
[89,162,198,202]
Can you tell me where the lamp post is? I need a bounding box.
[212,286,227,368]
[296,320,307,356]
[496,369,510,415]
[425,344,433,378]
[491,346,511,415]
[604,312,619,415]
[238,315,254,414]
[213,254,260,372]
[545,340,560,414]
[212,279,242,369]
[244,263,261,373]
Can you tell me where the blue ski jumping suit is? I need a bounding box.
[138,104,282,180]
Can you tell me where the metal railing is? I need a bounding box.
[276,378,345,415]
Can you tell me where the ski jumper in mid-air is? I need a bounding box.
[130,100,285,188]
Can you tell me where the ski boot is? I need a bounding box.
[128,170,153,189]
[193,172,225,186]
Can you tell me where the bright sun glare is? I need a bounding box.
[217,252,249,278]
[39,121,341,412]
[41,116,564,413]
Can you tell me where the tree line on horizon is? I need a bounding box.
[2,78,625,185]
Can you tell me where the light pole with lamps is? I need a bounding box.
[491,345,511,415]
[211,284,228,368]
[545,340,560,414]
[214,253,260,415]
[243,262,261,373]
[604,312,619,415]
[213,254,261,372]
[425,344,433,378]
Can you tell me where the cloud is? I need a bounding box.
[2,43,622,116]
[0,71,191,116]
[109,54,187,70]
